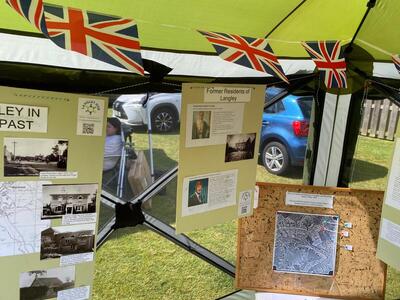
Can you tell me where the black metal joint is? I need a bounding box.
[367,0,376,8]
[113,201,145,229]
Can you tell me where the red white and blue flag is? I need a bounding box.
[43,5,143,75]
[392,54,400,74]
[5,0,47,34]
[301,40,347,88]
[6,1,144,75]
[199,30,288,83]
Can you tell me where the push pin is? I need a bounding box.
[343,245,353,251]
[340,230,349,238]
[344,222,352,229]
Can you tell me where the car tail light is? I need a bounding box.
[292,120,309,137]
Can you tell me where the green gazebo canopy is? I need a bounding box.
[1,0,399,61]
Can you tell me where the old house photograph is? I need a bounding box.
[225,133,256,162]
[41,184,97,219]
[40,224,95,260]
[19,266,75,300]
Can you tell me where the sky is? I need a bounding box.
[3,138,67,156]
[19,266,75,288]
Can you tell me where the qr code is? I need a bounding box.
[82,123,94,134]
[240,206,248,215]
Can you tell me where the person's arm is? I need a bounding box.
[104,136,123,157]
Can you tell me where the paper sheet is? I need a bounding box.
[0,181,50,257]
[385,138,400,210]
[185,103,244,147]
[182,170,238,217]
[0,103,47,132]
[285,192,334,208]
[58,286,90,300]
[77,98,105,136]
[380,218,400,248]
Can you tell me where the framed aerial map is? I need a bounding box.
[272,211,339,276]
[236,182,386,299]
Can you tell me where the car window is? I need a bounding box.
[265,104,275,113]
[276,101,285,112]
[265,101,285,114]
[297,97,313,119]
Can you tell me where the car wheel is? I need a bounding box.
[151,107,177,132]
[262,141,290,175]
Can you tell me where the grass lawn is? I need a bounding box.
[94,130,399,299]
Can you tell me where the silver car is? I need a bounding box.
[112,93,181,132]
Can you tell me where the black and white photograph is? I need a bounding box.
[225,133,256,162]
[4,138,68,176]
[192,111,211,139]
[19,266,75,300]
[40,224,95,260]
[272,211,339,276]
[41,184,97,219]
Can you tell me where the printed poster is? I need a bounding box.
[377,134,400,270]
[181,169,238,217]
[0,86,107,300]
[0,181,50,257]
[185,103,244,147]
[0,103,47,132]
[176,83,265,233]
[77,98,105,136]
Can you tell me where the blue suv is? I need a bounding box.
[260,87,313,175]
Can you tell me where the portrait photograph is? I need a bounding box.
[192,111,211,140]
[187,178,209,207]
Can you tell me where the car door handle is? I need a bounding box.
[263,121,270,125]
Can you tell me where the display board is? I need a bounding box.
[377,122,400,270]
[236,182,386,299]
[176,83,264,233]
[0,86,107,300]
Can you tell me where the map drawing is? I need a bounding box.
[0,181,50,257]
[272,211,339,276]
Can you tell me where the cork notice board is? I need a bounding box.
[236,183,386,299]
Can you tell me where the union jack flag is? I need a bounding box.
[392,54,400,74]
[5,0,47,34]
[43,5,143,75]
[301,40,347,88]
[198,31,288,83]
